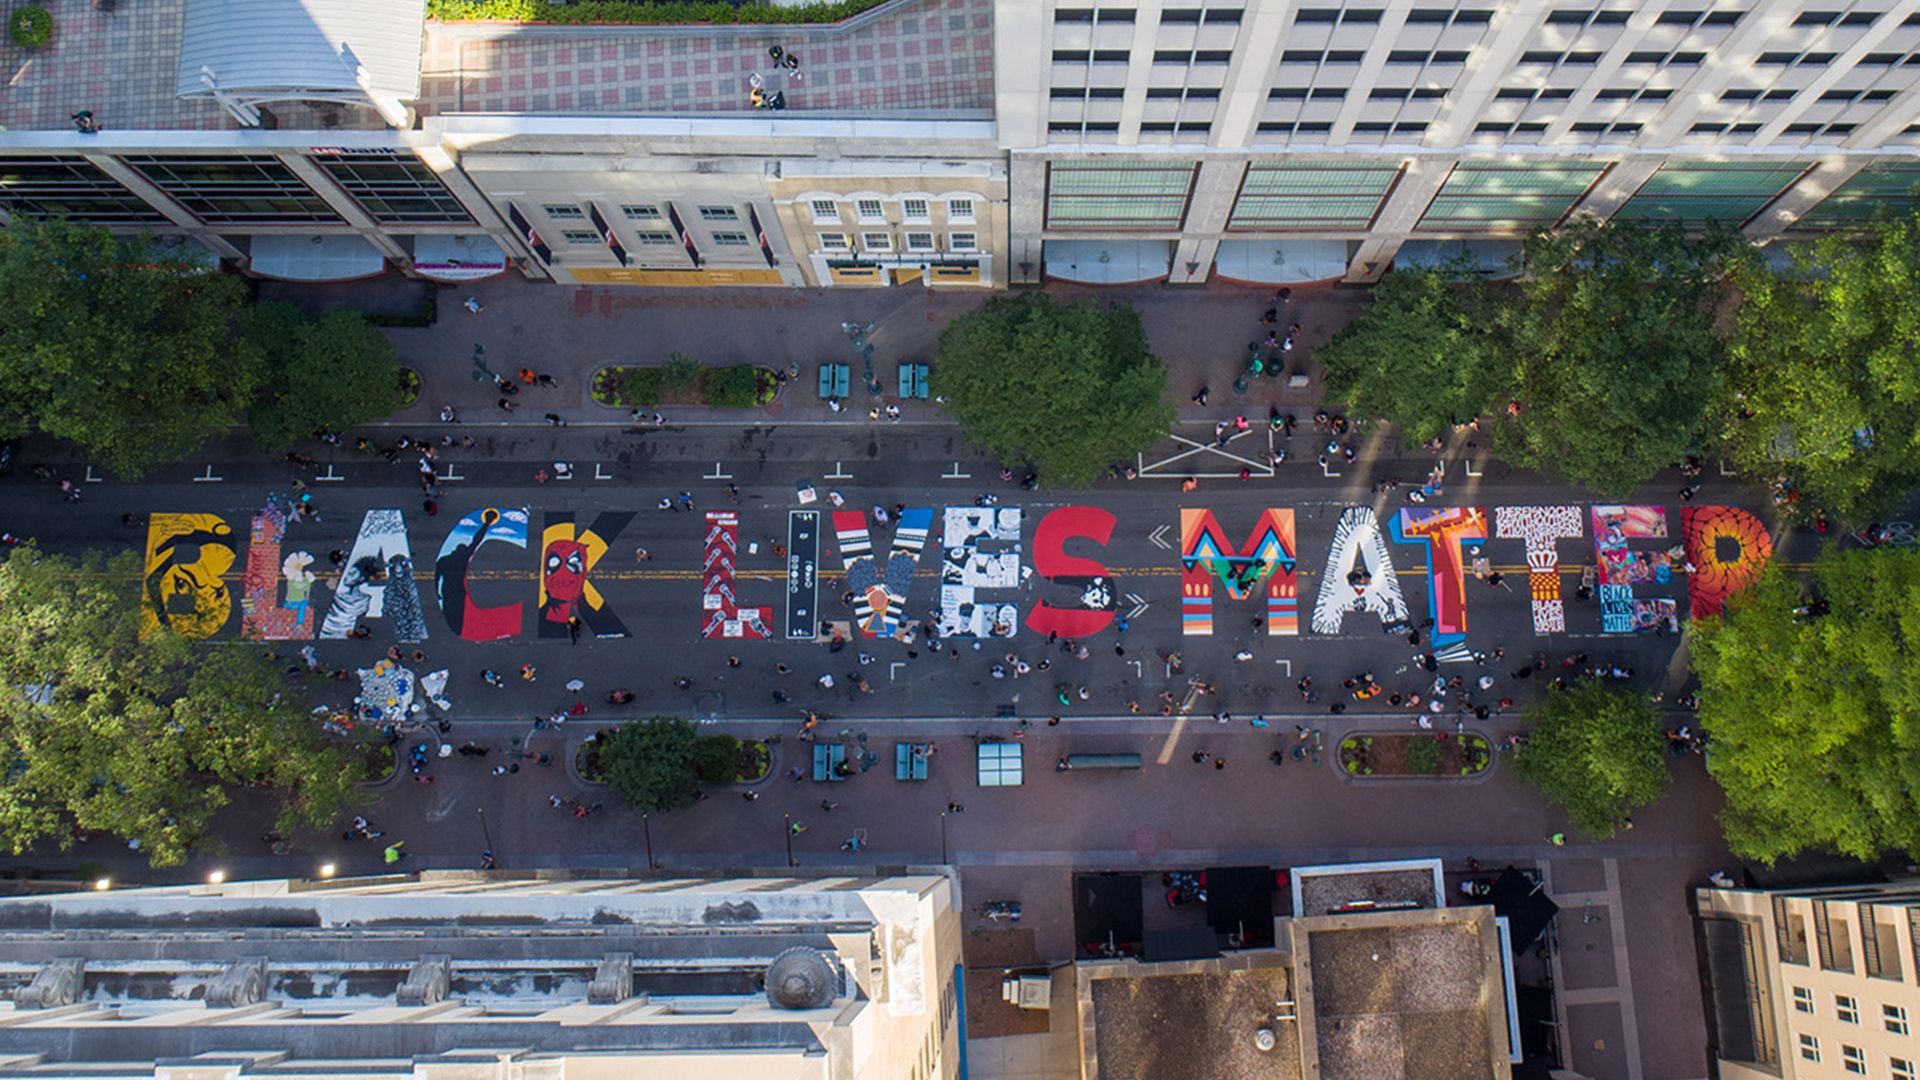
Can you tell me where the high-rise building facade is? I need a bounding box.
[999,0,1920,286]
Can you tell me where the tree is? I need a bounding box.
[600,716,705,812]
[1515,679,1671,838]
[1721,217,1920,522]
[933,294,1175,487]
[1691,548,1920,864]
[1319,266,1501,446]
[690,733,742,785]
[243,302,406,449]
[0,219,261,478]
[0,546,366,867]
[1493,220,1741,495]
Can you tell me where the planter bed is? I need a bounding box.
[1338,732,1490,778]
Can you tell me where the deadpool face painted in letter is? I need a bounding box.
[542,539,587,623]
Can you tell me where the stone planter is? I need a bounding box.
[1338,732,1491,779]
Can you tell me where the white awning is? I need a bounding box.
[1043,240,1171,285]
[412,235,509,282]
[1213,239,1352,285]
[178,0,425,127]
[249,235,386,282]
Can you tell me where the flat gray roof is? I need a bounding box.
[177,0,425,100]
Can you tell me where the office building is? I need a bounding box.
[0,869,963,1079]
[1697,880,1920,1079]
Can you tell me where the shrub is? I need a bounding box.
[600,716,702,812]
[690,734,741,785]
[704,365,763,409]
[662,353,702,391]
[1404,736,1444,775]
[594,366,663,407]
[9,6,52,49]
[735,739,771,781]
[428,0,886,26]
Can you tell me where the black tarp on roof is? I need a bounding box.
[1074,872,1144,960]
[1204,865,1277,948]
[1489,867,1558,952]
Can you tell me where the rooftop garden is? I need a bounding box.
[428,0,891,24]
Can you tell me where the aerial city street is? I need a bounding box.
[5,1,1920,1079]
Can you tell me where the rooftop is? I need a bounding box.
[0,0,990,134]
[1087,962,1302,1080]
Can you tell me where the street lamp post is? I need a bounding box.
[783,813,797,867]
[643,813,657,870]
[940,811,949,864]
[475,807,496,869]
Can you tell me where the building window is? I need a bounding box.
[944,198,974,223]
[633,231,675,245]
[1046,162,1195,229]
[310,150,471,225]
[1615,160,1812,226]
[855,198,886,223]
[1802,1035,1822,1063]
[560,229,601,244]
[809,199,839,223]
[1794,986,1814,1013]
[818,233,851,251]
[902,198,930,222]
[710,230,751,246]
[542,203,586,221]
[1889,1004,1911,1034]
[1893,1058,1916,1080]
[1839,994,1861,1024]
[858,232,891,251]
[0,156,169,224]
[697,205,739,222]
[1230,161,1400,230]
[621,203,661,221]
[904,231,935,251]
[124,155,341,225]
[1419,162,1605,231]
[1845,1045,1869,1074]
[948,232,978,251]
[1807,163,1920,230]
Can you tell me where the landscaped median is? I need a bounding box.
[428,0,889,25]
[593,355,781,410]
[1339,732,1492,779]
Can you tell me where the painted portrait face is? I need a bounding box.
[543,539,588,621]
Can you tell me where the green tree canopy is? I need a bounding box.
[1515,679,1671,838]
[600,716,705,812]
[933,294,1175,487]
[0,546,366,867]
[1494,220,1741,495]
[1692,547,1920,864]
[1320,266,1501,446]
[243,301,406,449]
[1721,217,1920,521]
[0,219,261,477]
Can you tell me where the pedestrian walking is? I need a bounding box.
[1192,386,1210,407]
[519,663,537,682]
[1680,483,1701,501]
[498,398,517,412]
[947,801,965,813]
[819,799,839,811]
[789,821,809,836]
[383,841,406,864]
[464,296,484,314]
[59,480,80,502]
[544,413,566,427]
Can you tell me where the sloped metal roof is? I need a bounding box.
[177,0,425,101]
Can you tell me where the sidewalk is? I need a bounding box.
[260,275,1372,432]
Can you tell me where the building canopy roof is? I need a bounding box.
[178,0,425,110]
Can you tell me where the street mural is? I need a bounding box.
[1311,507,1408,635]
[435,507,529,642]
[142,513,236,640]
[702,511,770,639]
[138,500,1779,647]
[239,503,316,641]
[1391,507,1487,656]
[1179,508,1299,637]
[1026,505,1118,639]
[1494,505,1584,635]
[540,511,634,639]
[1591,505,1680,635]
[320,510,427,643]
[940,507,1022,638]
[832,507,932,636]
[1681,504,1774,620]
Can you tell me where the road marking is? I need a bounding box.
[826,462,853,480]
[890,662,905,681]
[82,466,104,484]
[1129,660,1142,678]
[1148,525,1172,550]
[594,463,615,481]
[1124,592,1150,619]
[1155,714,1190,765]
[704,462,732,480]
[1319,458,1342,478]
[1718,459,1738,477]
[192,466,222,483]
[943,463,971,479]
[314,465,345,483]
[1273,659,1291,677]
[1138,430,1275,479]
[436,465,466,482]
[1464,459,1483,478]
